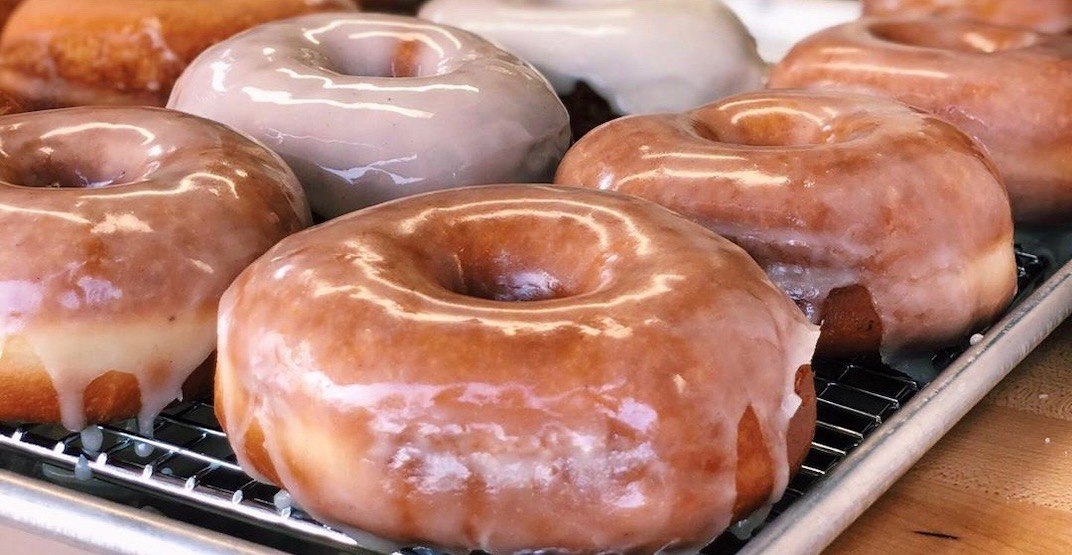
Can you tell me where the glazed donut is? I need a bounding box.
[0,1,21,30]
[863,0,1072,33]
[0,107,310,432]
[169,13,569,218]
[215,185,819,553]
[0,90,21,115]
[0,0,358,109]
[419,0,765,138]
[768,17,1072,223]
[722,0,860,62]
[555,90,1017,358]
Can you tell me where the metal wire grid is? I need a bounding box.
[0,247,1049,555]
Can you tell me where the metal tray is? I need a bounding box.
[0,230,1069,555]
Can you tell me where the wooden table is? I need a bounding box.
[827,319,1072,553]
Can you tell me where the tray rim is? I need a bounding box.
[0,467,281,555]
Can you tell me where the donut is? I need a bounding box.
[0,0,358,110]
[768,17,1072,224]
[419,0,766,139]
[215,185,819,553]
[0,1,21,29]
[0,106,310,432]
[555,90,1018,358]
[169,13,569,219]
[0,90,21,115]
[721,0,861,62]
[863,0,1072,33]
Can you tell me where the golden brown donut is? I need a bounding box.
[0,1,21,29]
[0,106,310,431]
[555,90,1018,358]
[768,17,1072,224]
[0,0,358,109]
[215,185,819,553]
[863,0,1072,33]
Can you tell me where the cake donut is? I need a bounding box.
[0,107,310,432]
[768,18,1072,223]
[863,0,1072,33]
[556,90,1017,357]
[419,0,766,138]
[215,185,819,553]
[169,14,569,218]
[0,0,358,109]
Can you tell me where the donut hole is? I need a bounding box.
[6,159,129,189]
[318,36,443,78]
[871,20,1039,53]
[692,98,882,147]
[0,124,156,188]
[422,215,610,302]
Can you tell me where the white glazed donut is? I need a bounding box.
[169,13,570,218]
[418,0,767,116]
[723,0,861,62]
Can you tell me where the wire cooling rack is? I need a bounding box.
[0,248,1049,555]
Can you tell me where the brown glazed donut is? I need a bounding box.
[0,90,21,115]
[0,0,358,109]
[216,185,819,553]
[0,1,21,29]
[768,17,1072,224]
[863,0,1072,33]
[556,90,1018,358]
[0,107,310,432]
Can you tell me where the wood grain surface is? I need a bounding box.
[827,318,1072,553]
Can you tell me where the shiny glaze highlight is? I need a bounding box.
[215,185,819,553]
[769,17,1072,223]
[419,0,766,115]
[169,13,570,218]
[863,0,1072,33]
[0,0,358,109]
[556,90,1017,357]
[0,107,310,431]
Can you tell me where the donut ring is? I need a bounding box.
[768,17,1072,223]
[169,13,570,218]
[0,107,310,431]
[0,0,358,109]
[863,0,1072,33]
[419,0,766,138]
[555,90,1017,357]
[215,185,819,553]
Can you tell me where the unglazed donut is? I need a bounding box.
[556,90,1017,357]
[169,14,569,218]
[0,107,310,432]
[0,0,358,109]
[768,17,1072,223]
[216,185,819,553]
[419,0,766,138]
[863,0,1072,33]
